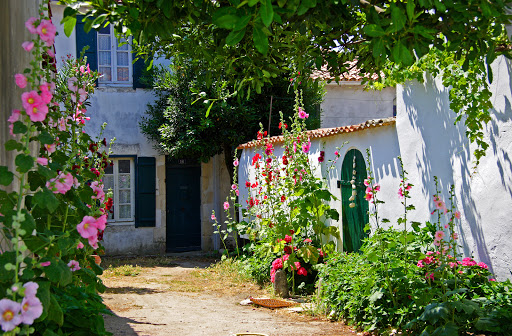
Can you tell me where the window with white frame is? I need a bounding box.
[102,158,135,223]
[97,24,132,84]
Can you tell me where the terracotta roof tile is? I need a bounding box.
[237,117,396,150]
[310,60,380,81]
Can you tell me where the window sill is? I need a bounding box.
[107,221,134,226]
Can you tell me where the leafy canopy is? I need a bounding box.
[60,0,512,162]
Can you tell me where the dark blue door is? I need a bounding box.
[166,163,201,252]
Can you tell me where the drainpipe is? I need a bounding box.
[212,155,221,250]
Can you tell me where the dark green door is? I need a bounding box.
[166,164,201,252]
[340,149,369,252]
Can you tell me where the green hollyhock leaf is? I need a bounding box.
[33,189,60,213]
[28,171,45,191]
[0,166,14,186]
[12,121,27,134]
[297,245,319,264]
[45,259,72,287]
[4,139,23,152]
[47,293,64,326]
[38,132,54,145]
[15,154,34,173]
[38,164,57,179]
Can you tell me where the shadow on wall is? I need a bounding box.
[400,74,495,272]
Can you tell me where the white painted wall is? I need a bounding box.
[240,56,512,280]
[321,83,395,128]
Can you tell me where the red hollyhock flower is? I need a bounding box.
[281,195,286,202]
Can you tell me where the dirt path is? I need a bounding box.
[100,255,357,336]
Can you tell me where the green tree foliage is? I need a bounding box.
[139,58,324,175]
[61,0,512,161]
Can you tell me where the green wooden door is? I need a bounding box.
[340,149,369,252]
[166,164,201,252]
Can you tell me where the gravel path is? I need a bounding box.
[100,256,357,336]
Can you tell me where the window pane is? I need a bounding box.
[98,24,110,34]
[102,175,114,191]
[119,205,131,219]
[117,38,129,50]
[118,160,130,173]
[98,67,111,82]
[117,52,129,66]
[104,164,113,175]
[117,67,129,82]
[108,208,114,220]
[98,51,111,65]
[118,174,130,189]
[119,190,131,203]
[98,36,111,50]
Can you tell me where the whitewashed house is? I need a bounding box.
[238,60,512,280]
[51,3,234,255]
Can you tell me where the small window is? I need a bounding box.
[102,158,135,223]
[97,24,132,85]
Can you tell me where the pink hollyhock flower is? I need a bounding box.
[477,262,488,269]
[365,186,372,193]
[15,74,28,89]
[454,211,461,219]
[223,201,230,210]
[21,90,41,111]
[233,159,239,167]
[489,278,496,282]
[88,234,99,249]
[47,172,74,194]
[20,295,43,325]
[304,238,312,243]
[365,192,373,201]
[36,157,48,165]
[40,261,51,267]
[298,107,309,119]
[462,257,477,267]
[36,19,57,46]
[282,254,290,261]
[334,150,339,156]
[39,83,53,104]
[76,242,85,249]
[77,216,99,239]
[293,261,301,270]
[94,215,107,231]
[67,77,78,92]
[47,48,55,58]
[25,17,38,34]
[297,267,307,276]
[231,184,237,190]
[374,184,380,191]
[58,118,67,131]
[417,260,425,268]
[425,272,434,281]
[302,140,311,153]
[398,187,404,198]
[44,143,56,154]
[235,189,239,196]
[211,214,216,221]
[364,179,370,186]
[22,41,34,52]
[284,235,292,243]
[0,299,22,332]
[452,232,458,240]
[26,103,49,122]
[8,109,21,124]
[434,230,445,241]
[272,258,283,270]
[67,260,81,272]
[23,282,38,298]
[448,262,458,268]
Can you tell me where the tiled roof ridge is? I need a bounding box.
[237,117,396,149]
[310,61,380,82]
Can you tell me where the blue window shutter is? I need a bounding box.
[75,15,98,72]
[132,55,150,89]
[135,157,156,227]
